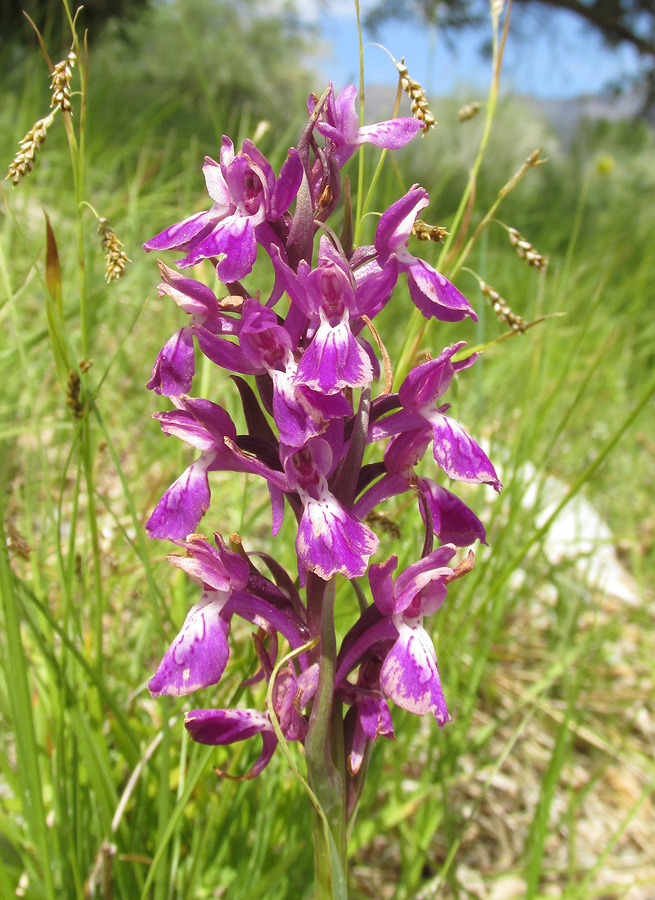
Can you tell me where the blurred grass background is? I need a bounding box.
[1,1,654,898]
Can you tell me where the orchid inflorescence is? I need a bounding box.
[143,83,501,802]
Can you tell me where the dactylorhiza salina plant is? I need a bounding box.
[142,82,501,896]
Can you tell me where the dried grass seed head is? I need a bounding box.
[458,102,482,122]
[394,58,436,131]
[50,50,76,113]
[412,220,448,243]
[6,111,57,185]
[97,217,130,282]
[508,228,548,270]
[480,280,526,332]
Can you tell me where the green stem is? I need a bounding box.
[304,577,348,898]
[395,1,512,385]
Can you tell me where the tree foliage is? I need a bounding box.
[365,0,655,113]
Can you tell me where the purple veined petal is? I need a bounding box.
[392,545,457,617]
[369,410,427,444]
[356,118,423,150]
[271,370,351,449]
[374,185,429,257]
[272,666,308,742]
[154,409,218,453]
[380,622,450,723]
[417,477,487,546]
[157,261,222,320]
[293,319,373,394]
[202,156,231,208]
[354,256,399,320]
[333,84,360,142]
[353,472,409,521]
[166,534,250,592]
[146,458,211,541]
[269,148,304,218]
[429,412,502,491]
[241,139,276,200]
[406,259,477,322]
[369,555,399,617]
[147,327,195,396]
[223,153,268,222]
[179,216,258,284]
[148,594,230,696]
[184,708,277,778]
[296,493,379,580]
[397,343,474,412]
[154,397,237,451]
[194,326,257,375]
[348,694,395,775]
[142,210,216,253]
[219,135,235,171]
[269,483,285,537]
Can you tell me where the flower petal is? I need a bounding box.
[148,595,230,696]
[381,623,450,723]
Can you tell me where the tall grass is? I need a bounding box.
[1,4,654,898]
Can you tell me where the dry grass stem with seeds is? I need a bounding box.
[480,280,526,332]
[507,227,548,269]
[5,112,56,185]
[395,57,436,131]
[458,102,482,122]
[97,217,130,282]
[50,50,76,113]
[412,220,449,242]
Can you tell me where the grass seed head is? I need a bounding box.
[97,217,130,282]
[458,102,482,122]
[5,111,56,185]
[395,58,436,131]
[50,50,76,113]
[66,370,84,418]
[508,227,548,270]
[412,220,448,243]
[480,280,526,332]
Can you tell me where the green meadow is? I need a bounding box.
[1,3,654,897]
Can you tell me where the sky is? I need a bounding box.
[301,0,644,99]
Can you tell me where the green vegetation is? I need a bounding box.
[0,3,654,898]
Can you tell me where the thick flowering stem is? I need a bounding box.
[304,576,347,897]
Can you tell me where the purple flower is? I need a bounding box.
[146,396,286,541]
[283,439,379,580]
[149,534,310,699]
[147,263,239,396]
[143,140,302,282]
[148,534,249,696]
[273,238,374,393]
[375,186,477,322]
[310,84,422,168]
[185,709,278,779]
[354,428,487,546]
[369,549,459,723]
[372,343,501,491]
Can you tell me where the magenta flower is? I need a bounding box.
[143,139,302,282]
[310,83,423,168]
[375,186,477,322]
